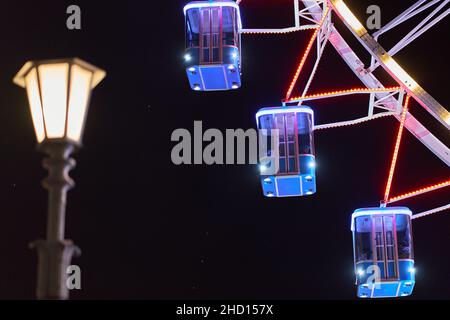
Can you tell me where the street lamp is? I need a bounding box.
[14,58,106,300]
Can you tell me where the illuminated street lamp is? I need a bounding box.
[14,58,106,300]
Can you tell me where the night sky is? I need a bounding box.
[0,0,449,299]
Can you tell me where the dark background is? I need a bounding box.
[0,0,448,299]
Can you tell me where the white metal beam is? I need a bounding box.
[314,112,397,130]
[300,0,450,166]
[241,26,317,34]
[240,0,322,34]
[412,203,450,219]
[330,0,450,131]
[370,1,450,71]
[373,0,435,38]
[299,10,332,103]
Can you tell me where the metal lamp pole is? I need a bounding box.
[14,58,106,300]
[30,141,80,299]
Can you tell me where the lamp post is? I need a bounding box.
[13,58,106,300]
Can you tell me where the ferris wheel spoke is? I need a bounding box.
[412,204,450,220]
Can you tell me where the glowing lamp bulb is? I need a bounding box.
[357,269,365,276]
[308,161,316,169]
[409,267,416,274]
[13,58,106,145]
[184,54,192,62]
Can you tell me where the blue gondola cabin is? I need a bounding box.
[184,1,242,91]
[256,106,316,197]
[351,207,415,298]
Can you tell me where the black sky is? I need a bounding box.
[0,0,449,299]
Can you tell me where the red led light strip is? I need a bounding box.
[285,8,330,100]
[383,95,411,204]
[284,86,402,103]
[388,179,450,203]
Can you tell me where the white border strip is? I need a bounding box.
[256,107,314,127]
[183,1,242,28]
[351,207,412,231]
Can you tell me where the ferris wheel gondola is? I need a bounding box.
[351,207,415,298]
[183,1,242,91]
[256,106,316,197]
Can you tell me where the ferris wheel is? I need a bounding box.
[183,0,450,299]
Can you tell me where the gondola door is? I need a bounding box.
[273,113,299,175]
[372,215,399,280]
[199,6,222,65]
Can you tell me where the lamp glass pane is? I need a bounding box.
[67,65,93,142]
[38,63,69,139]
[25,68,46,143]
